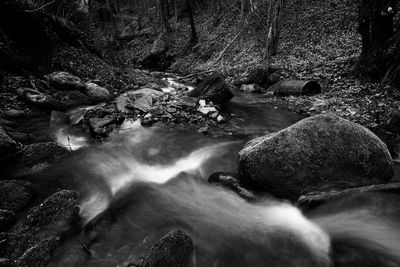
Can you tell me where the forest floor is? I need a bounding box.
[273,0,400,130]
[119,0,400,132]
[1,0,400,142]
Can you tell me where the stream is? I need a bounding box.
[20,77,400,267]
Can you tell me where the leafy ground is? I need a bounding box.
[119,0,400,132]
[273,0,400,129]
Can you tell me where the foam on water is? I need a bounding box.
[78,129,238,223]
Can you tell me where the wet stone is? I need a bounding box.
[15,237,59,267]
[141,119,154,127]
[50,111,70,127]
[142,230,195,267]
[197,107,217,115]
[24,190,79,227]
[3,109,24,118]
[2,142,69,176]
[208,172,256,201]
[7,131,34,144]
[84,82,111,104]
[47,72,85,91]
[167,108,177,114]
[198,126,209,134]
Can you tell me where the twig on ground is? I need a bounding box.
[212,29,245,65]
[24,0,56,13]
[176,69,217,81]
[79,239,92,256]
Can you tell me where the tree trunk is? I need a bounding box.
[357,0,398,80]
[265,0,283,62]
[173,0,178,30]
[240,0,249,19]
[158,0,171,33]
[186,0,197,43]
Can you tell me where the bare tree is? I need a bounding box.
[186,0,197,42]
[158,0,172,33]
[240,0,249,19]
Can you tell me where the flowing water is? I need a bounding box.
[23,80,400,267]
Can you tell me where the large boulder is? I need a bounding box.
[83,82,111,104]
[46,72,85,91]
[142,230,195,267]
[238,114,394,199]
[188,73,233,105]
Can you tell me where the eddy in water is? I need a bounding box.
[49,125,400,267]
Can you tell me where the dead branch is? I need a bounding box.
[25,0,56,13]
[176,69,217,81]
[212,29,245,65]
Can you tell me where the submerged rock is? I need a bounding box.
[208,172,255,201]
[188,73,233,105]
[50,111,70,127]
[47,72,85,91]
[240,84,264,94]
[3,109,24,118]
[6,131,34,144]
[84,82,111,104]
[89,115,121,136]
[239,114,394,199]
[24,190,79,227]
[143,230,195,267]
[0,180,35,212]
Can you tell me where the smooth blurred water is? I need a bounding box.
[24,89,400,267]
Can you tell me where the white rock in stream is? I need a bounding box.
[217,115,225,123]
[197,107,217,115]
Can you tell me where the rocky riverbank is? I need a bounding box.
[1,0,400,264]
